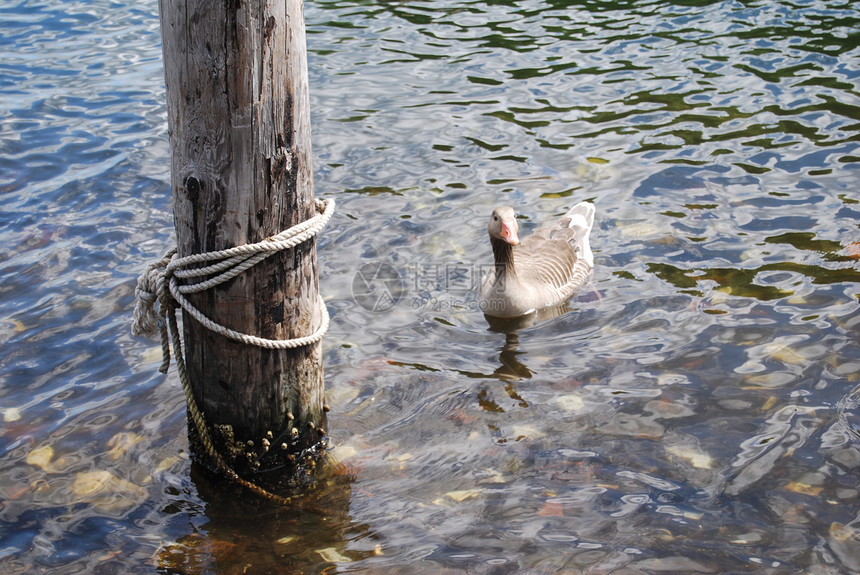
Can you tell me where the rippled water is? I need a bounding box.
[1,0,859,573]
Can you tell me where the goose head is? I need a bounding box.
[488,206,520,246]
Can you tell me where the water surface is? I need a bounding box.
[1,0,859,573]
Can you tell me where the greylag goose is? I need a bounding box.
[479,202,595,317]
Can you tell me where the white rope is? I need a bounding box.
[132,197,334,372]
[131,198,334,505]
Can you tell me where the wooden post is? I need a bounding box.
[158,0,324,474]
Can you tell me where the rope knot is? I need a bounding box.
[131,248,176,338]
[131,198,334,372]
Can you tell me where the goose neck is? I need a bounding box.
[491,237,517,278]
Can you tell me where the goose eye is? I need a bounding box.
[493,215,498,221]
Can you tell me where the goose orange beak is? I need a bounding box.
[501,222,520,245]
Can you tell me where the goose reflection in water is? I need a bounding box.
[485,302,573,382]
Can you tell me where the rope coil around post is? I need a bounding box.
[131,197,334,505]
[133,197,334,368]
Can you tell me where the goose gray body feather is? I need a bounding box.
[479,201,595,317]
